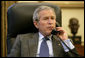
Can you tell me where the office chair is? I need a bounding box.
[7,2,62,54]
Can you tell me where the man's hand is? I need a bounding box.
[56,27,68,40]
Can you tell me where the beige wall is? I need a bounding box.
[62,8,84,46]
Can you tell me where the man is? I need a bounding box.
[7,6,79,57]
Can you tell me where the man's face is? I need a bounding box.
[34,9,56,36]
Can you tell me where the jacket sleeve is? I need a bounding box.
[65,47,82,57]
[60,39,81,57]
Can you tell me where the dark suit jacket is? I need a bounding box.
[7,33,79,57]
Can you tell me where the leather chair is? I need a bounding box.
[7,2,62,54]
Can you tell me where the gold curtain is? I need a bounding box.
[1,1,17,57]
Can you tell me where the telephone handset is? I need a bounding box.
[51,22,60,35]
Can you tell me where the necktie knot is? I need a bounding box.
[43,37,49,41]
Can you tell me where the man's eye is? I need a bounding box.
[51,17,55,20]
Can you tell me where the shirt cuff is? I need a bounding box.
[61,39,75,52]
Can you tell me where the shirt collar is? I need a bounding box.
[39,32,44,41]
[38,32,52,41]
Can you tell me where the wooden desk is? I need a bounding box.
[74,44,84,56]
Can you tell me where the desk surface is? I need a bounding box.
[74,44,84,56]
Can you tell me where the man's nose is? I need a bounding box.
[48,18,53,24]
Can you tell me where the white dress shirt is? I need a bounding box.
[36,32,75,57]
[36,32,53,57]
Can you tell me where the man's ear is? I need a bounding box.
[33,21,39,29]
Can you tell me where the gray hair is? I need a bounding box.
[33,5,56,21]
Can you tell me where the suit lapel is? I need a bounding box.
[52,35,65,57]
[28,33,39,57]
